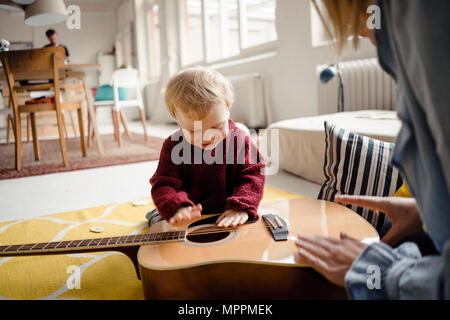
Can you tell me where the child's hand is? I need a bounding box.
[169,204,202,225]
[216,210,248,228]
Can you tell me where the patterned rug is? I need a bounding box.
[0,186,305,300]
[0,134,163,180]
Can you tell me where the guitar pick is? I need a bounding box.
[89,226,104,233]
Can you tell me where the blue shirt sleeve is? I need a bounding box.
[345,241,450,299]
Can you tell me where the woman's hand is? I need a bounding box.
[335,195,423,247]
[169,204,202,225]
[216,210,249,228]
[295,195,423,287]
[295,232,367,287]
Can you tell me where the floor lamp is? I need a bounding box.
[319,64,344,112]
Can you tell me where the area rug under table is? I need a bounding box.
[0,186,305,300]
[0,134,164,180]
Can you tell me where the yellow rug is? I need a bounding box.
[0,186,305,300]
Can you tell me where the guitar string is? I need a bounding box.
[181,223,273,234]
[0,224,277,252]
[164,224,275,237]
[146,222,272,237]
[187,221,277,233]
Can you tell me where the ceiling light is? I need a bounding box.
[0,0,24,12]
[25,0,67,27]
[11,0,35,4]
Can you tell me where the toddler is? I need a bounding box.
[149,67,265,228]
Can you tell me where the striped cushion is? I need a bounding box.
[317,121,403,231]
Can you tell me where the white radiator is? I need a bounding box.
[316,58,397,114]
[228,73,271,128]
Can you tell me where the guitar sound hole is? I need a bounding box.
[186,227,231,243]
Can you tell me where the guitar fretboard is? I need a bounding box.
[0,231,186,256]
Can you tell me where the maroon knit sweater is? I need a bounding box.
[150,120,265,221]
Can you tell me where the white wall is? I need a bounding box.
[0,8,117,127]
[33,11,116,87]
[0,10,32,42]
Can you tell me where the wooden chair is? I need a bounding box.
[1,87,33,144]
[2,84,80,142]
[0,47,87,170]
[60,78,89,138]
[0,93,15,144]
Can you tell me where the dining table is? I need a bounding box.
[0,63,104,156]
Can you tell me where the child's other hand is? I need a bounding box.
[169,204,202,225]
[216,210,248,228]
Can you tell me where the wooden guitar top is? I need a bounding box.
[137,199,379,270]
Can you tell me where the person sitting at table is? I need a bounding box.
[43,29,71,64]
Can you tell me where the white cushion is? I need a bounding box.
[268,110,401,184]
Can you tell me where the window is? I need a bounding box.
[179,0,277,66]
[226,1,240,57]
[204,0,240,62]
[241,0,277,49]
[310,0,329,47]
[180,0,204,65]
[146,0,162,77]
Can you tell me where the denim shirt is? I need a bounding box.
[344,0,450,299]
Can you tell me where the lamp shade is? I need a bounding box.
[25,0,67,27]
[0,0,24,12]
[11,0,35,4]
[319,66,337,84]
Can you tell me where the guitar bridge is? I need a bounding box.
[262,214,288,241]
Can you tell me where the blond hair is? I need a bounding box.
[165,66,234,120]
[311,0,371,56]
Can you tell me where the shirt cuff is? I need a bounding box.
[344,241,421,299]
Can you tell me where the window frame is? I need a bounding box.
[145,0,162,80]
[115,24,133,68]
[178,0,278,68]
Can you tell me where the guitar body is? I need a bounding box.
[137,199,379,299]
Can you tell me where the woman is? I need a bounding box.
[296,0,450,299]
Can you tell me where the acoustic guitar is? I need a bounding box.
[0,199,378,299]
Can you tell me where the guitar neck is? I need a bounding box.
[0,231,186,257]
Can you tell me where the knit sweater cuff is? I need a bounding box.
[157,192,194,220]
[225,198,258,220]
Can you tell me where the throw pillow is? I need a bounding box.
[317,121,403,232]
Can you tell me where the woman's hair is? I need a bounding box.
[165,66,234,120]
[311,0,372,56]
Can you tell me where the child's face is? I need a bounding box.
[176,101,230,150]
